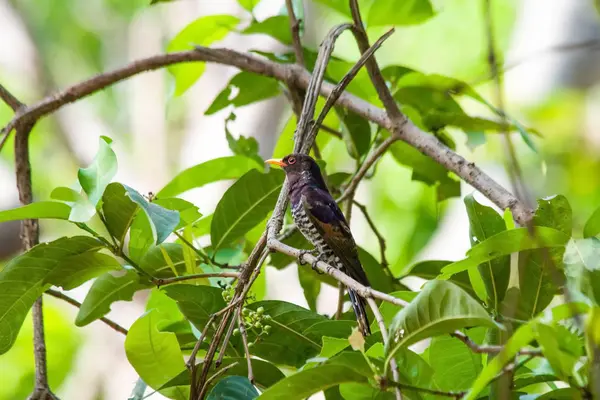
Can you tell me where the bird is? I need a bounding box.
[265,153,371,336]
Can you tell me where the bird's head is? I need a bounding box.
[265,153,327,189]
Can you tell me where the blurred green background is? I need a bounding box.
[1,0,600,398]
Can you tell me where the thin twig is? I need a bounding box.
[451,331,542,356]
[338,136,399,202]
[366,297,402,400]
[196,362,239,400]
[237,308,254,383]
[353,200,388,268]
[45,289,128,335]
[319,123,343,139]
[335,283,345,320]
[154,272,239,286]
[215,313,237,368]
[304,28,395,152]
[0,83,23,111]
[285,0,304,66]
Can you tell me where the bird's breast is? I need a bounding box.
[291,204,332,258]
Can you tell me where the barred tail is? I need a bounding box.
[348,288,370,336]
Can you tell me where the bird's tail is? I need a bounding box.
[348,288,371,336]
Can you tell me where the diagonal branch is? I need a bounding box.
[45,289,128,335]
[285,0,304,67]
[0,83,24,111]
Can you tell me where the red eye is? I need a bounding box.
[288,157,296,165]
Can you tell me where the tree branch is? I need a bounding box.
[353,200,388,268]
[386,380,465,399]
[451,331,541,356]
[0,83,23,111]
[285,0,304,67]
[45,289,128,335]
[154,272,239,287]
[237,308,254,384]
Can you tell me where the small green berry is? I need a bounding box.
[243,308,250,316]
[254,322,262,329]
[264,325,272,332]
[256,307,265,315]
[248,342,254,348]
[233,328,240,336]
[263,314,272,320]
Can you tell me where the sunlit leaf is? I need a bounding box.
[440,227,570,279]
[0,201,71,223]
[211,169,283,252]
[368,0,434,26]
[125,310,189,399]
[78,136,117,207]
[51,186,95,222]
[564,238,600,305]
[76,270,149,326]
[167,15,240,95]
[205,72,280,115]
[386,281,496,365]
[517,195,572,320]
[237,0,260,12]
[336,107,371,159]
[464,194,509,310]
[128,211,155,263]
[157,156,261,198]
[402,260,477,300]
[102,182,139,245]
[298,264,320,311]
[153,198,202,230]
[583,205,600,238]
[242,15,291,45]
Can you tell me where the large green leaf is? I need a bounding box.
[402,260,477,300]
[336,107,371,160]
[123,185,179,244]
[298,263,320,311]
[241,15,291,45]
[102,182,139,245]
[152,198,201,230]
[205,72,280,115]
[386,281,496,366]
[167,15,240,95]
[157,156,260,198]
[139,243,192,278]
[258,353,370,400]
[211,169,283,252]
[564,238,600,305]
[358,248,405,295]
[0,236,108,354]
[125,310,188,399]
[207,376,258,400]
[517,195,572,320]
[429,327,485,391]
[0,201,71,223]
[584,205,600,238]
[76,270,150,326]
[78,136,117,206]
[368,0,434,26]
[161,357,284,390]
[464,321,537,400]
[50,186,96,222]
[534,323,582,381]
[464,194,510,310]
[440,226,570,279]
[162,285,226,331]
[237,0,259,12]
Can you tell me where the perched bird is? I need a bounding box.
[265,154,371,336]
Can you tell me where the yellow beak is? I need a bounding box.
[264,158,287,167]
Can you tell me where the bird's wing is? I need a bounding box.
[301,189,370,286]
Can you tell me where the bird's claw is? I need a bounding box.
[311,253,326,275]
[297,249,317,265]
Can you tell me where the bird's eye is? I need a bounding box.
[288,157,296,165]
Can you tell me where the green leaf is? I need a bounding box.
[78,136,117,206]
[536,388,583,400]
[241,15,291,45]
[167,15,239,95]
[386,281,496,366]
[162,285,226,331]
[224,114,264,166]
[122,185,179,244]
[336,107,371,159]
[207,376,258,400]
[318,336,350,358]
[402,260,477,300]
[128,211,155,263]
[0,236,106,354]
[157,156,261,198]
[298,264,320,311]
[564,238,600,305]
[0,201,71,223]
[139,243,192,278]
[76,270,149,326]
[464,321,537,400]
[161,357,284,390]
[534,323,582,381]
[102,182,139,245]
[51,187,96,222]
[205,72,280,115]
[125,310,188,399]
[45,252,121,291]
[517,195,572,320]
[258,353,369,399]
[237,0,259,12]
[153,198,202,229]
[584,205,600,238]
[389,140,453,186]
[429,328,485,391]
[464,194,510,310]
[211,169,283,252]
[358,248,404,294]
[440,227,570,279]
[368,0,434,26]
